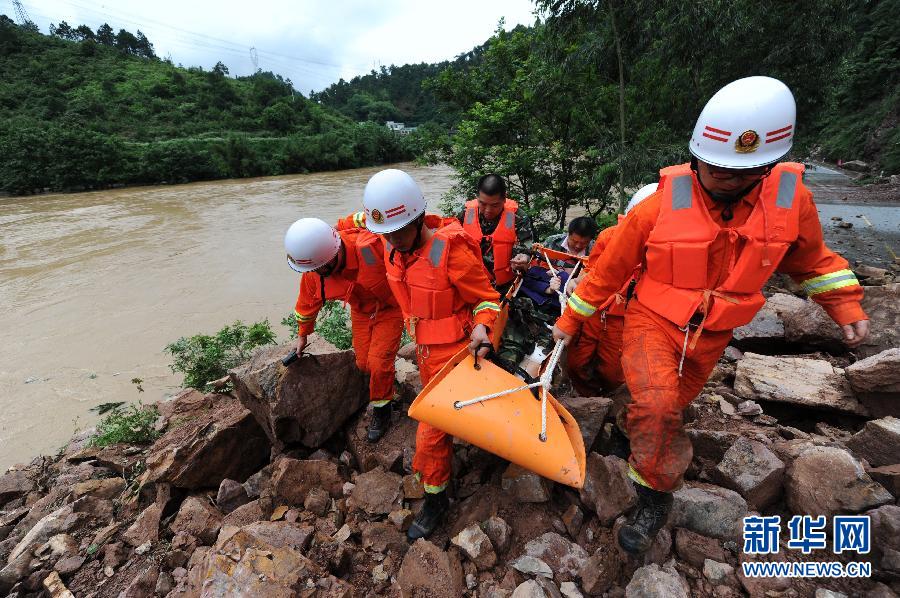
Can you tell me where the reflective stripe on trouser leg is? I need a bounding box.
[621,302,731,492]
[412,339,468,493]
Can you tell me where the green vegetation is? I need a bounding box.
[282,301,353,350]
[90,402,160,447]
[0,16,413,195]
[165,320,276,389]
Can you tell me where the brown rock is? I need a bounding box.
[846,349,900,394]
[42,571,74,598]
[502,464,551,503]
[0,470,35,504]
[270,457,345,506]
[868,464,900,497]
[786,445,893,516]
[345,409,418,474]
[732,304,787,351]
[580,549,621,596]
[671,484,747,541]
[388,508,414,531]
[170,496,222,545]
[483,516,512,555]
[452,524,497,570]
[625,563,688,597]
[304,486,331,517]
[734,353,866,415]
[229,339,367,451]
[397,341,417,360]
[240,521,315,553]
[858,284,900,358]
[215,478,250,514]
[122,502,162,547]
[119,566,159,598]
[155,388,215,429]
[222,498,266,527]
[674,528,729,569]
[712,437,785,510]
[53,555,85,576]
[139,395,269,490]
[398,539,464,598]
[557,396,612,451]
[362,521,409,555]
[523,532,588,581]
[561,504,583,538]
[579,453,637,525]
[71,478,125,501]
[402,473,424,499]
[846,416,900,467]
[350,467,403,515]
[687,429,739,462]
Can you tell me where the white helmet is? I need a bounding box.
[283,218,341,273]
[689,76,796,169]
[625,183,658,214]
[362,169,426,234]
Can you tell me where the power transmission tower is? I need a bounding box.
[249,47,259,70]
[11,0,32,25]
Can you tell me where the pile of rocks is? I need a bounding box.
[0,280,897,597]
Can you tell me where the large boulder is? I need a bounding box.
[522,532,589,581]
[846,349,900,418]
[349,467,403,515]
[781,300,845,352]
[397,539,464,598]
[139,394,269,490]
[734,353,867,415]
[731,299,795,351]
[0,470,35,505]
[711,437,785,510]
[578,453,637,525]
[189,525,350,597]
[625,563,688,598]
[671,484,748,541]
[785,445,893,516]
[845,417,900,467]
[229,338,368,451]
[269,458,345,506]
[557,396,612,452]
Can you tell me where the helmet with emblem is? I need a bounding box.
[361,169,427,234]
[689,76,796,169]
[283,218,341,273]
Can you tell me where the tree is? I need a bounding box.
[115,28,139,55]
[73,24,94,41]
[95,23,114,45]
[212,61,229,76]
[50,20,74,40]
[135,30,155,59]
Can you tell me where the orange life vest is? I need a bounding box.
[634,162,803,330]
[462,198,519,286]
[319,228,395,308]
[386,216,482,345]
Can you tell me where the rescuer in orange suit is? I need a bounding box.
[566,184,658,396]
[553,77,870,555]
[458,174,535,290]
[284,217,404,443]
[362,168,501,541]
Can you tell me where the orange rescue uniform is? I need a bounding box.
[557,162,865,492]
[294,227,404,406]
[566,224,628,395]
[385,215,501,493]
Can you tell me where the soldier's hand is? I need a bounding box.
[841,320,870,348]
[551,325,572,345]
[295,335,308,355]
[468,324,492,357]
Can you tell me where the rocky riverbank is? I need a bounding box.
[1,272,899,597]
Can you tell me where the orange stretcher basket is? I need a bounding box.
[407,343,586,488]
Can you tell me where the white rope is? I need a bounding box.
[455,340,566,443]
[542,251,567,314]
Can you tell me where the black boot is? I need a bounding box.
[407,490,449,540]
[367,403,392,443]
[618,482,673,555]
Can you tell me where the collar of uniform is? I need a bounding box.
[697,175,763,213]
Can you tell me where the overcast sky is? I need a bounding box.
[17,0,539,92]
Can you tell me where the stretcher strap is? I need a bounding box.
[454,340,566,443]
[542,251,568,314]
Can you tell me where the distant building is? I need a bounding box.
[385,121,418,136]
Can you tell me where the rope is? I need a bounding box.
[455,340,566,443]
[542,251,567,314]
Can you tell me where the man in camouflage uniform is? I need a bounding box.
[541,216,598,271]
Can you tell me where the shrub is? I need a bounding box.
[90,402,160,446]
[165,319,276,389]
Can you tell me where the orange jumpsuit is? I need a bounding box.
[557,169,865,492]
[385,216,500,493]
[294,228,403,406]
[566,224,628,395]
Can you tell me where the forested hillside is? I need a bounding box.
[0,17,412,195]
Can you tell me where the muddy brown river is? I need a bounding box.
[0,163,455,470]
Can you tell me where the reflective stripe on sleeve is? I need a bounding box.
[352,211,366,228]
[801,269,860,296]
[566,293,597,317]
[472,301,501,315]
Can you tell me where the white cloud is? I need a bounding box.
[19,0,537,91]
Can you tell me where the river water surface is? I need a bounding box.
[0,163,455,470]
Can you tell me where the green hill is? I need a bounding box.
[0,16,412,195]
